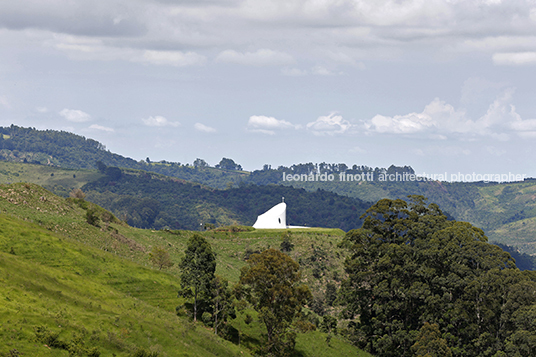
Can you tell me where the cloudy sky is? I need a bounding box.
[1,0,536,178]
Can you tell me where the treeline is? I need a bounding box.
[0,125,247,188]
[81,167,371,231]
[0,125,418,189]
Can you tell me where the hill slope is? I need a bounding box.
[0,182,371,357]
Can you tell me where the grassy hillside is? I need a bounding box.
[0,161,103,197]
[0,214,248,357]
[0,182,371,357]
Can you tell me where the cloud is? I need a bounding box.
[0,95,11,109]
[49,34,207,66]
[247,115,298,135]
[306,113,351,135]
[362,89,536,141]
[35,106,48,113]
[59,108,91,122]
[493,52,536,66]
[89,124,114,132]
[194,122,216,133]
[142,116,180,127]
[138,50,206,67]
[281,67,307,76]
[216,49,295,66]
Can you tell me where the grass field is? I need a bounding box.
[0,182,370,356]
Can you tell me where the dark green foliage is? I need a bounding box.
[86,208,100,226]
[210,276,236,336]
[239,249,312,356]
[95,161,107,173]
[279,231,294,252]
[105,166,122,180]
[320,316,337,335]
[9,246,15,255]
[244,314,253,325]
[411,323,452,357]
[82,171,371,231]
[178,234,216,322]
[339,196,536,357]
[216,158,242,171]
[324,282,337,306]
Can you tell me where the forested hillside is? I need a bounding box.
[0,125,247,188]
[2,125,536,253]
[81,167,371,231]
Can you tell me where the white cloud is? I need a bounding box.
[281,67,307,76]
[362,89,536,141]
[138,50,206,67]
[49,35,206,67]
[59,108,91,122]
[89,124,114,132]
[493,52,536,66]
[306,113,351,135]
[311,66,332,76]
[0,95,11,109]
[247,115,298,135]
[142,116,180,127]
[35,106,48,113]
[194,122,216,133]
[216,49,295,66]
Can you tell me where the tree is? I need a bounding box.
[411,322,452,357]
[178,234,216,322]
[339,196,520,357]
[149,246,174,270]
[239,249,311,356]
[279,231,294,253]
[69,188,86,200]
[210,276,236,336]
[193,158,209,168]
[216,157,242,171]
[105,166,122,180]
[95,160,107,173]
[325,282,337,307]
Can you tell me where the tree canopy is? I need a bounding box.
[239,248,311,356]
[340,196,536,357]
[178,234,216,322]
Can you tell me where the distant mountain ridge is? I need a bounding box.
[0,125,248,188]
[3,125,536,254]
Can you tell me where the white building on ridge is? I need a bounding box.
[252,198,309,229]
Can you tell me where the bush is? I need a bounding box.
[70,188,86,199]
[86,208,100,226]
[131,347,158,357]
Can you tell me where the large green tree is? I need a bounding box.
[178,234,216,322]
[340,196,536,357]
[239,249,311,356]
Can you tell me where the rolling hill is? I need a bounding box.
[2,125,536,254]
[0,181,372,357]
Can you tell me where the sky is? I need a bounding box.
[0,0,536,179]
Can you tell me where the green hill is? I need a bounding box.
[0,125,247,189]
[1,125,536,254]
[0,182,371,357]
[0,161,372,232]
